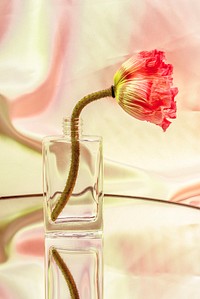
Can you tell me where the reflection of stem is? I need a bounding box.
[51,248,80,299]
[51,87,112,221]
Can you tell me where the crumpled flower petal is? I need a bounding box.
[114,49,178,131]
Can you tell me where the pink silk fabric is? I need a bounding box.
[0,0,199,206]
[0,1,200,298]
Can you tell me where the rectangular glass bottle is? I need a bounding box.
[42,118,103,235]
[43,118,103,299]
[45,236,103,299]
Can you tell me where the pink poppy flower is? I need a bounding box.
[113,49,178,131]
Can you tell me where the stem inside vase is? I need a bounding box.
[51,87,112,222]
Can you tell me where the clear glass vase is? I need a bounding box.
[43,117,103,235]
[45,237,103,299]
[42,117,103,299]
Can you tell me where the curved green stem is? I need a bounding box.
[51,248,80,299]
[51,86,112,221]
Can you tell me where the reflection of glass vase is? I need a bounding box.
[43,118,103,299]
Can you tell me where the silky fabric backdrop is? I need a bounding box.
[0,1,200,299]
[0,0,199,205]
